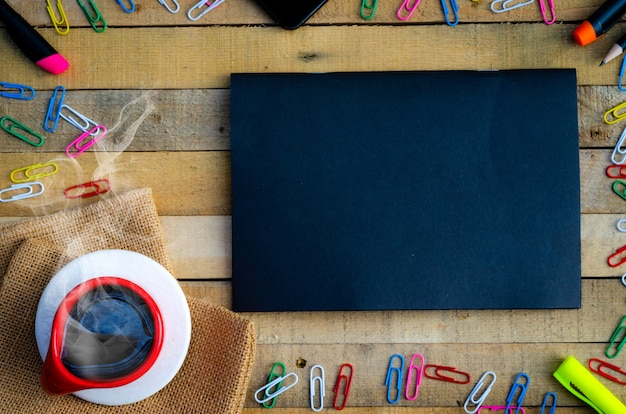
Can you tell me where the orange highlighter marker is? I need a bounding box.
[573,0,626,46]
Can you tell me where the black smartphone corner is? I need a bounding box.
[253,0,328,30]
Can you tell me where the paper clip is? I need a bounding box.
[77,0,107,32]
[187,0,224,21]
[606,164,626,178]
[254,372,299,405]
[0,116,44,147]
[46,0,70,35]
[617,219,626,232]
[257,362,286,408]
[333,363,353,410]
[397,0,421,20]
[66,125,107,158]
[116,0,135,12]
[620,56,626,92]
[612,126,626,164]
[505,373,529,414]
[10,162,59,183]
[360,0,378,20]
[464,371,497,414]
[613,180,626,202]
[310,364,325,412]
[424,364,471,384]
[44,86,66,133]
[539,392,557,414]
[622,273,626,287]
[59,104,99,133]
[604,101,626,124]
[441,0,459,26]
[538,0,555,24]
[478,407,525,413]
[384,354,404,404]
[64,179,111,199]
[0,82,35,100]
[490,0,535,13]
[405,353,424,400]
[0,182,45,203]
[588,358,626,385]
[158,0,180,13]
[608,244,626,267]
[606,315,626,358]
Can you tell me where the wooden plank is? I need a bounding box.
[180,279,625,345]
[242,343,617,409]
[0,89,230,152]
[0,24,618,90]
[242,409,591,413]
[0,0,604,27]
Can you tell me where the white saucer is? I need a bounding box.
[35,250,192,406]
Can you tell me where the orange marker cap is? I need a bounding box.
[573,20,597,46]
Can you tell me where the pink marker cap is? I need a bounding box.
[36,53,70,75]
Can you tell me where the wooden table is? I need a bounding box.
[0,0,624,411]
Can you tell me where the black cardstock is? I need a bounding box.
[230,70,581,312]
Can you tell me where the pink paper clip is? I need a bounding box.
[65,125,106,158]
[588,357,626,385]
[538,0,556,25]
[478,406,525,414]
[397,0,421,20]
[64,179,111,199]
[424,364,471,384]
[333,363,353,410]
[608,245,626,268]
[405,353,424,401]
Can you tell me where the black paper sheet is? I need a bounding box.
[230,70,581,312]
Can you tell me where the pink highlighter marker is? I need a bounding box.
[0,0,69,75]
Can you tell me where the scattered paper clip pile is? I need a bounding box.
[359,0,555,25]
[0,81,111,203]
[253,356,561,412]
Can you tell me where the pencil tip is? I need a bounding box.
[600,61,606,67]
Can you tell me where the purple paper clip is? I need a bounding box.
[65,125,106,158]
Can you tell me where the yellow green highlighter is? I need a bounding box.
[554,356,626,413]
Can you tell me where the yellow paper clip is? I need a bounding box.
[604,101,626,125]
[554,355,626,413]
[10,162,59,183]
[606,315,626,359]
[46,0,70,35]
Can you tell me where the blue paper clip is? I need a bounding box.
[441,0,459,26]
[397,0,421,20]
[116,0,135,12]
[540,391,557,414]
[505,373,530,414]
[158,0,180,13]
[0,82,35,100]
[464,371,497,414]
[310,365,325,412]
[254,371,299,405]
[187,0,224,21]
[385,354,404,404]
[360,0,378,20]
[77,0,107,32]
[607,316,626,358]
[44,86,66,133]
[0,182,45,203]
[619,56,626,92]
[1,116,45,147]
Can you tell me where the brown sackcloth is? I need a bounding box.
[0,190,255,413]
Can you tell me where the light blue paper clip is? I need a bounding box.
[116,0,135,12]
[385,354,405,405]
[187,0,224,21]
[0,182,45,203]
[442,0,459,26]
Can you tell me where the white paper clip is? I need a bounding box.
[490,0,534,12]
[187,0,224,21]
[310,365,325,412]
[59,104,99,134]
[612,126,626,165]
[0,182,45,203]
[254,372,299,404]
[158,0,180,13]
[464,371,497,414]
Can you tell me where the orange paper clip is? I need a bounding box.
[333,363,353,410]
[424,364,471,384]
[405,353,424,401]
[64,179,110,199]
[608,245,626,268]
[588,357,626,385]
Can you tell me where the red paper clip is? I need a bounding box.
[608,245,626,268]
[607,165,626,179]
[405,353,424,400]
[424,364,471,384]
[588,357,626,385]
[333,363,353,410]
[64,179,110,199]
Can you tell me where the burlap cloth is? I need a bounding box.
[0,188,255,413]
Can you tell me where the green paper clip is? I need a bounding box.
[607,316,626,359]
[553,355,626,413]
[0,116,44,147]
[76,0,107,32]
[262,361,286,408]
